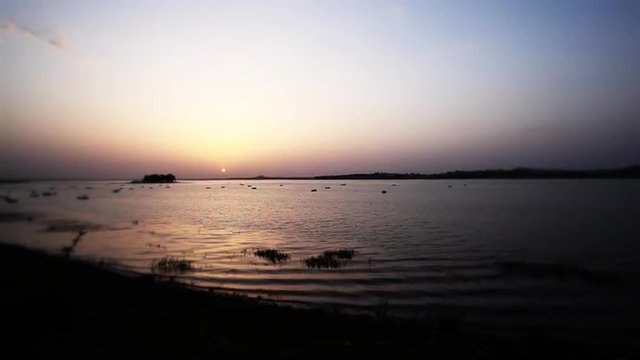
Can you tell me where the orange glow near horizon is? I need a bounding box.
[1,1,638,179]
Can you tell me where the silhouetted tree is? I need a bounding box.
[141,173,176,183]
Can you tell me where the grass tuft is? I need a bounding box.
[254,249,290,264]
[304,249,356,269]
[151,256,194,273]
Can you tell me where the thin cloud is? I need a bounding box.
[1,19,67,49]
[48,30,68,49]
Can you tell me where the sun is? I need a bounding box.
[221,168,226,173]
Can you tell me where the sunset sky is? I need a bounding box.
[1,0,639,179]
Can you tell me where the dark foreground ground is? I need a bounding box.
[1,243,636,359]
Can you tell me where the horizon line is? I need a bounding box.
[1,164,638,182]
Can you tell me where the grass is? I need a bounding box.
[151,256,194,273]
[254,249,290,264]
[304,249,357,269]
[62,230,87,257]
[324,249,356,260]
[43,220,102,233]
[3,195,18,203]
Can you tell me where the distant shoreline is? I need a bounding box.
[191,165,640,181]
[1,165,638,182]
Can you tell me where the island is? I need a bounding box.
[133,173,177,183]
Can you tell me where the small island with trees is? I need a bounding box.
[133,173,177,183]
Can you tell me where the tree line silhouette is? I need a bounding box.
[140,173,176,183]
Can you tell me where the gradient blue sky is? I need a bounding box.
[1,0,639,179]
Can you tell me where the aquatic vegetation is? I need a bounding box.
[44,220,102,233]
[0,212,36,222]
[112,188,122,193]
[145,242,166,249]
[146,230,170,238]
[151,256,194,273]
[42,191,57,196]
[254,249,290,264]
[62,230,87,257]
[304,254,339,269]
[324,249,356,260]
[497,260,616,284]
[310,189,317,192]
[3,196,18,204]
[76,194,89,200]
[97,258,117,268]
[304,249,356,269]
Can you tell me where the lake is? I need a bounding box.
[1,179,639,336]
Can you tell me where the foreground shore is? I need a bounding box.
[1,243,635,359]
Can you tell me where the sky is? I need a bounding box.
[1,0,639,179]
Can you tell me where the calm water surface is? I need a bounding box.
[1,179,639,334]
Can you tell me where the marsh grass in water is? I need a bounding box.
[151,256,194,273]
[62,230,87,257]
[3,196,18,204]
[324,249,356,260]
[0,212,36,222]
[254,249,290,264]
[44,220,102,233]
[304,249,357,269]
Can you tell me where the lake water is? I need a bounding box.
[1,179,639,336]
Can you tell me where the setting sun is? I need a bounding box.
[221,168,226,173]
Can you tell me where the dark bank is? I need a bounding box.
[1,243,637,359]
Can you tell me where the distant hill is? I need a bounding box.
[314,166,640,180]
